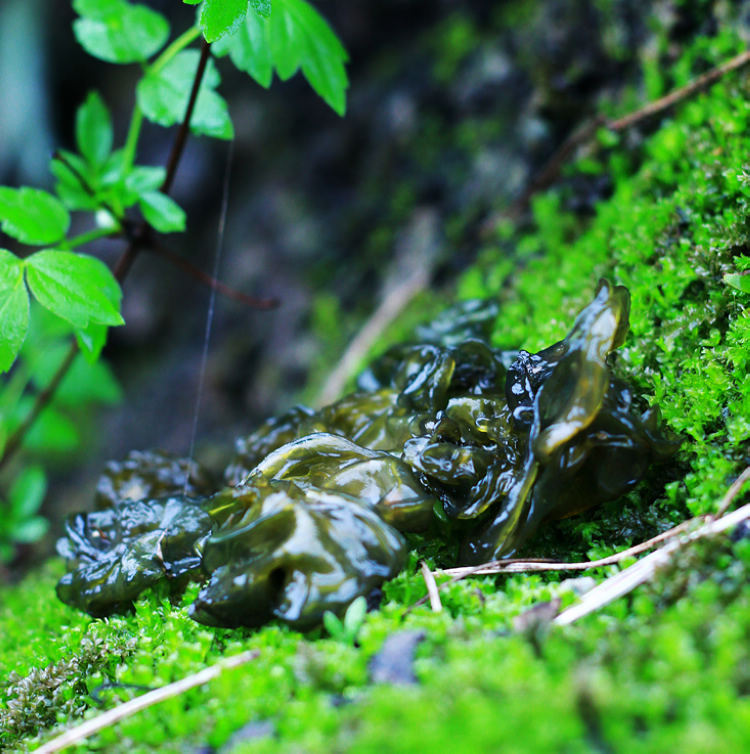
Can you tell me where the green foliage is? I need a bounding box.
[137,51,234,139]
[212,0,349,114]
[0,0,350,560]
[322,596,368,645]
[73,0,170,63]
[0,465,47,562]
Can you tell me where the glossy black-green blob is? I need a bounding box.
[56,495,213,616]
[95,449,215,509]
[190,479,407,629]
[56,280,679,627]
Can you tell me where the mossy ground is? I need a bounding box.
[2,10,750,754]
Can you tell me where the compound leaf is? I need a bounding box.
[25,250,124,330]
[0,187,70,245]
[216,0,348,115]
[213,9,273,88]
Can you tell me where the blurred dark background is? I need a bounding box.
[1,0,747,558]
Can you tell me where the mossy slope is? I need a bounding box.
[2,12,750,754]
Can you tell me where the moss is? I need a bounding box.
[3,7,750,754]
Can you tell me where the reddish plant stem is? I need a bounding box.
[148,239,278,309]
[0,39,214,473]
[161,39,212,195]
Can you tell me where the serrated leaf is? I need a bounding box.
[137,50,234,139]
[217,0,348,115]
[213,10,273,88]
[10,465,47,520]
[73,0,170,64]
[273,0,348,115]
[0,249,29,372]
[200,0,249,43]
[725,272,750,294]
[139,191,187,233]
[76,91,113,167]
[0,187,70,245]
[25,250,124,330]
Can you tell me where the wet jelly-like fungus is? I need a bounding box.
[57,281,679,628]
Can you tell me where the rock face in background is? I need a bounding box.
[0,1,745,512]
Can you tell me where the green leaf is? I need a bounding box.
[0,249,30,372]
[322,610,344,639]
[725,272,750,294]
[25,250,124,330]
[183,0,201,4]
[76,91,114,168]
[10,466,47,520]
[75,322,109,362]
[215,0,349,115]
[73,0,170,64]
[343,595,367,635]
[137,50,234,139]
[50,155,99,211]
[139,191,187,233]
[213,10,273,88]
[199,0,249,43]
[0,187,71,245]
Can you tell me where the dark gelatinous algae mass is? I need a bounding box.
[56,281,679,629]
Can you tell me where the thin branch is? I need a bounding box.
[420,560,443,613]
[148,239,278,309]
[0,343,78,474]
[497,48,750,223]
[409,463,750,612]
[554,501,750,625]
[33,650,259,754]
[713,465,750,518]
[161,38,212,195]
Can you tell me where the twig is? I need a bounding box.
[436,517,698,579]
[0,343,78,474]
[33,650,259,754]
[161,39,212,195]
[713,465,750,518]
[420,560,442,613]
[554,502,750,625]
[148,239,278,309]
[499,48,750,222]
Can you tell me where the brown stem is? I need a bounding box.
[161,39,212,195]
[148,239,278,309]
[489,48,750,227]
[0,39,215,473]
[0,343,78,473]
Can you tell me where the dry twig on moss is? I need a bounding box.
[33,651,258,754]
